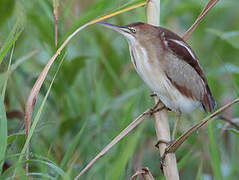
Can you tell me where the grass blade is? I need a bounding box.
[89,0,147,25]
[16,55,65,177]
[109,126,142,179]
[208,121,223,180]
[60,121,87,168]
[23,0,147,174]
[183,0,219,41]
[1,44,14,99]
[0,96,7,172]
[30,159,66,177]
[0,26,23,65]
[24,0,147,173]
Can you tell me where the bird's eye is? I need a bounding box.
[129,27,137,34]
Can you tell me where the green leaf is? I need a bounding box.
[217,63,239,74]
[60,121,87,168]
[178,148,194,170]
[63,0,146,40]
[30,159,66,177]
[108,125,143,179]
[7,133,25,145]
[207,29,239,49]
[16,54,66,176]
[208,122,223,180]
[62,56,88,85]
[2,43,14,99]
[195,161,203,180]
[228,128,239,135]
[0,73,8,89]
[0,24,23,65]
[0,96,8,172]
[0,0,15,26]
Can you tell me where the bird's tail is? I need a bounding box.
[203,84,216,112]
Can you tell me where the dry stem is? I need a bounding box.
[147,0,179,179]
[163,98,239,156]
[153,98,179,180]
[74,98,238,179]
[131,167,154,180]
[183,0,219,40]
[53,0,59,47]
[23,2,147,172]
[219,116,239,130]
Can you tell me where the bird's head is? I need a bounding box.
[97,22,158,43]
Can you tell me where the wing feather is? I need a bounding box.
[159,27,216,112]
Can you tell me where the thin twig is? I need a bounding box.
[164,98,239,155]
[131,167,154,180]
[74,106,165,180]
[221,118,239,134]
[53,0,59,47]
[24,2,147,172]
[24,22,90,172]
[219,116,239,130]
[141,167,155,180]
[183,0,219,41]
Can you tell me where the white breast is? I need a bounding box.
[128,41,201,113]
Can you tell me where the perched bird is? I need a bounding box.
[98,22,215,114]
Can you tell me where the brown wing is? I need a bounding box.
[159,27,216,112]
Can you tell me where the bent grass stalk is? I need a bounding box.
[23,0,147,173]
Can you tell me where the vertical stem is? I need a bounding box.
[147,1,179,179]
[147,0,160,26]
[53,0,59,47]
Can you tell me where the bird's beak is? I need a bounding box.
[97,22,131,35]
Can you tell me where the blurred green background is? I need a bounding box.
[0,0,239,179]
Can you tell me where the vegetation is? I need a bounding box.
[0,0,239,179]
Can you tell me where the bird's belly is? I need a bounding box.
[130,47,200,113]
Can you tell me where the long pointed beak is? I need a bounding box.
[97,22,131,35]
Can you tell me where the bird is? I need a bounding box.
[98,22,215,116]
[98,21,216,143]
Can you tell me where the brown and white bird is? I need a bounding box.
[98,22,215,114]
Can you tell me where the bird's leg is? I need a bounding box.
[172,111,181,140]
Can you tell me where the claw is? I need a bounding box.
[155,139,170,148]
[150,93,157,97]
[149,108,158,116]
[166,107,172,111]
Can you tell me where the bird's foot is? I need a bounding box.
[149,93,172,113]
[149,104,166,116]
[149,106,171,115]
[167,107,172,112]
[155,139,171,148]
[150,93,157,97]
